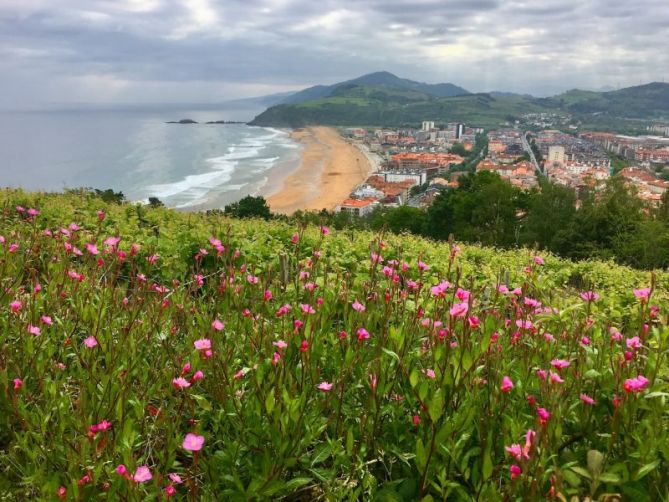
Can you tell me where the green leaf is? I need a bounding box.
[634,460,660,480]
[265,389,275,415]
[428,390,443,422]
[598,472,621,484]
[382,347,400,363]
[587,449,604,477]
[570,466,592,479]
[192,394,212,411]
[410,369,419,388]
[416,439,427,470]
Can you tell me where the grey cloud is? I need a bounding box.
[0,0,667,108]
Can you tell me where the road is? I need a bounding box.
[522,131,542,174]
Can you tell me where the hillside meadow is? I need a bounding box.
[1,188,668,500]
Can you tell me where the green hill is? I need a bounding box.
[1,188,668,500]
[250,78,669,129]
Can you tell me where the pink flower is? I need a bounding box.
[418,261,429,271]
[510,464,522,480]
[537,369,547,380]
[449,302,468,318]
[549,371,564,384]
[146,254,159,265]
[623,375,649,394]
[271,352,281,365]
[501,376,514,393]
[424,368,436,379]
[191,371,204,382]
[97,210,106,221]
[626,336,642,350]
[497,284,509,294]
[505,444,523,460]
[168,473,183,484]
[194,338,211,350]
[580,291,600,302]
[357,327,370,342]
[455,288,470,301]
[300,303,315,314]
[550,359,570,370]
[515,319,533,330]
[467,316,480,328]
[580,393,596,406]
[165,485,176,497]
[537,407,550,424]
[246,274,258,285]
[581,336,590,346]
[116,464,127,475]
[318,381,333,392]
[533,255,545,265]
[300,340,309,352]
[41,315,53,325]
[633,288,651,301]
[610,327,622,342]
[172,377,191,390]
[291,233,299,244]
[83,336,98,348]
[182,433,205,451]
[133,465,152,483]
[28,324,41,336]
[85,243,99,256]
[276,304,291,317]
[263,289,273,301]
[10,300,22,312]
[430,280,451,297]
[211,319,224,331]
[352,299,366,312]
[320,226,329,235]
[272,340,288,350]
[13,378,22,390]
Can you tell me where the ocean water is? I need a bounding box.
[0,108,300,210]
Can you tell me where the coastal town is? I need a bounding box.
[334,120,669,215]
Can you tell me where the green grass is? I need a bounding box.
[1,188,668,500]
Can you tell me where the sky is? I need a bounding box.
[1,0,668,109]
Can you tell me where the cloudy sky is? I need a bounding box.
[1,0,668,109]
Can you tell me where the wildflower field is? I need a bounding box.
[1,189,668,500]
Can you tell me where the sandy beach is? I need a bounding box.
[266,126,374,214]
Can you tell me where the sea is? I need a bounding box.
[0,106,301,210]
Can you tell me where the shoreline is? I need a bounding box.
[265,126,375,215]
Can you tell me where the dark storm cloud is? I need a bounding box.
[0,0,667,107]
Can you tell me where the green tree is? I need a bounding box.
[224,195,272,219]
[521,180,576,251]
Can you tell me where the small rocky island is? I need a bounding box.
[165,119,246,124]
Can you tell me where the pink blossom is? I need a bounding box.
[626,336,642,350]
[116,464,127,475]
[515,319,533,330]
[610,327,623,342]
[300,303,315,314]
[272,340,288,350]
[246,274,258,284]
[424,368,436,379]
[263,289,273,301]
[623,375,649,394]
[580,393,596,406]
[97,210,106,221]
[133,466,152,483]
[182,433,205,451]
[418,261,429,271]
[524,297,540,308]
[497,284,509,294]
[191,371,204,382]
[450,302,469,318]
[430,280,450,297]
[172,377,191,390]
[580,291,599,302]
[352,299,366,312]
[581,336,590,346]
[13,378,22,390]
[85,243,99,256]
[412,414,420,426]
[467,316,480,328]
[10,300,22,312]
[291,233,299,244]
[83,336,98,348]
[455,288,470,301]
[537,369,547,380]
[512,287,522,296]
[271,352,281,365]
[168,473,183,484]
[28,324,41,336]
[543,332,555,343]
[510,464,522,480]
[501,376,514,393]
[211,319,224,331]
[537,407,550,424]
[165,485,176,497]
[633,288,651,301]
[357,327,370,341]
[320,226,329,235]
[194,338,211,350]
[41,315,53,325]
[533,256,545,265]
[318,381,333,392]
[550,359,570,370]
[549,371,564,384]
[505,444,523,460]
